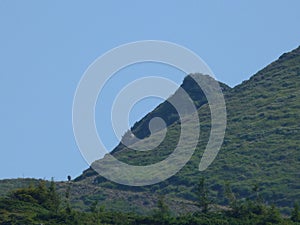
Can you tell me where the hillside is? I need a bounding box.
[73,46,300,214]
[1,46,300,216]
[1,179,298,225]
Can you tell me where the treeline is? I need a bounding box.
[0,179,299,225]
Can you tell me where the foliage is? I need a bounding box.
[197,177,210,213]
[292,203,300,222]
[74,46,300,213]
[1,46,300,217]
[0,182,300,224]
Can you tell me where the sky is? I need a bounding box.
[0,1,300,181]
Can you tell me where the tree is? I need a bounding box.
[197,177,210,213]
[47,178,60,213]
[65,176,72,214]
[224,182,239,215]
[291,202,300,222]
[153,195,170,221]
[263,204,282,224]
[250,183,265,215]
[90,200,98,213]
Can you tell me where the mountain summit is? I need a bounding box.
[74,46,300,213]
[3,46,298,214]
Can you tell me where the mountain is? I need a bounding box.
[1,46,300,215]
[72,46,300,214]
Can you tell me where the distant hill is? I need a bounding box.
[1,46,300,215]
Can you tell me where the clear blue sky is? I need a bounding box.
[0,1,299,181]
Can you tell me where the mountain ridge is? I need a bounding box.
[1,46,299,215]
[74,45,300,214]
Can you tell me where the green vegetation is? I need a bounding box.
[1,180,300,224]
[1,46,300,223]
[75,46,300,214]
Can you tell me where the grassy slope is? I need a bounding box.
[74,46,300,213]
[1,46,300,215]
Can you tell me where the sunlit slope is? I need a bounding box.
[76,46,300,211]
